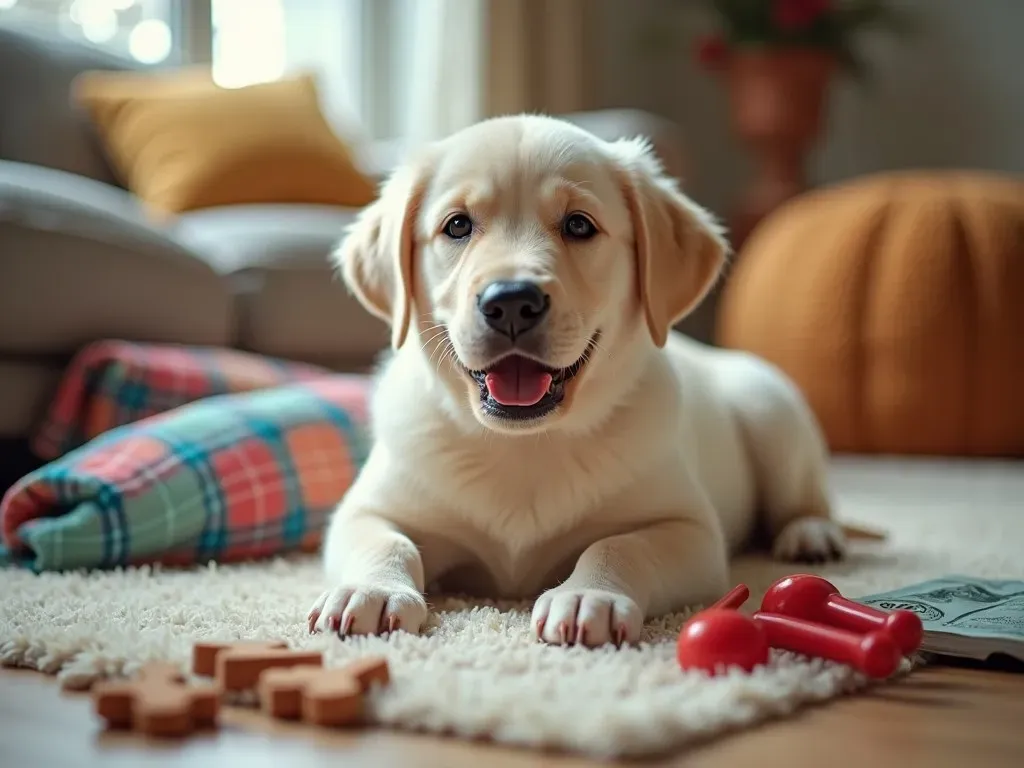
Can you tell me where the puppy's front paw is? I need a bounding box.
[531,587,643,648]
[773,517,847,563]
[308,583,428,637]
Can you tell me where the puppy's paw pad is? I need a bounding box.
[531,588,642,648]
[310,583,428,637]
[773,517,847,563]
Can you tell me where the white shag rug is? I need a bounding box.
[2,457,1022,759]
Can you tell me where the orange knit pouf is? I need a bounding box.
[716,171,1024,457]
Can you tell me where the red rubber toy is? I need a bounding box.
[676,608,770,675]
[709,584,750,611]
[752,611,902,679]
[760,574,923,656]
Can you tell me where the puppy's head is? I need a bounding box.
[335,115,727,434]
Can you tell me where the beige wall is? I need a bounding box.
[592,0,1024,341]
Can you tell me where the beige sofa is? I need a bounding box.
[0,21,689,491]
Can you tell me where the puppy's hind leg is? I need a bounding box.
[725,354,847,563]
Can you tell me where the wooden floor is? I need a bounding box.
[2,665,1023,767]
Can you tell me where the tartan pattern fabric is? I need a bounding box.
[32,340,333,461]
[1,376,372,572]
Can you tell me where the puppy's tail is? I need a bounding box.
[839,523,887,541]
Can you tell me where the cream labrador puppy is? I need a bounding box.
[308,114,846,647]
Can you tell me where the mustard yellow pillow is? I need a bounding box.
[72,68,378,217]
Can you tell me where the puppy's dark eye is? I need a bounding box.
[563,213,597,240]
[443,214,473,239]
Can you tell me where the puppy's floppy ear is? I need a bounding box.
[332,161,429,349]
[611,137,729,347]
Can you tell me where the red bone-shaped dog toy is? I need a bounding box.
[676,575,923,678]
[760,573,923,656]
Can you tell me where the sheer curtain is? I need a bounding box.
[393,0,593,145]
[482,0,591,118]
[212,0,596,153]
[397,0,486,145]
[278,0,368,146]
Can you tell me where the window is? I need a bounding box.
[209,0,365,140]
[0,0,196,65]
[209,0,285,88]
[0,0,431,142]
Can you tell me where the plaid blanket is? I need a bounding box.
[1,342,372,571]
[33,340,332,460]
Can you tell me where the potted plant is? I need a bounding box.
[682,0,913,244]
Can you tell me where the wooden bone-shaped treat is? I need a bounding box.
[259,656,391,726]
[192,640,323,691]
[92,662,219,737]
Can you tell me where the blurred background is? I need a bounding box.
[4,0,1022,203]
[1,0,1022,498]
[3,0,1022,334]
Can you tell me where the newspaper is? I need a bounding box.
[857,575,1024,661]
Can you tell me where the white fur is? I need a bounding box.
[309,115,845,647]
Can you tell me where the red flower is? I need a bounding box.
[807,0,832,17]
[773,0,831,31]
[695,34,729,70]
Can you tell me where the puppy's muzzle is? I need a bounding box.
[477,280,550,341]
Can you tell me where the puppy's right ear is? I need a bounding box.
[332,161,428,349]
[609,137,729,348]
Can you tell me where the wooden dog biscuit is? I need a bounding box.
[92,662,218,737]
[258,656,390,727]
[344,656,391,690]
[192,640,286,677]
[259,666,362,725]
[190,640,322,691]
[302,676,363,726]
[216,647,323,691]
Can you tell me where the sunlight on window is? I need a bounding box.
[129,17,172,64]
[73,0,118,45]
[212,0,287,89]
[2,0,175,64]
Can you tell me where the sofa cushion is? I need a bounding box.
[174,204,389,368]
[73,70,379,218]
[0,160,233,355]
[0,22,140,187]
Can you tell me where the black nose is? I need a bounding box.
[477,280,550,339]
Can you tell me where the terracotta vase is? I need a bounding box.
[724,49,836,248]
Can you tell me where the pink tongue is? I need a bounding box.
[484,357,553,407]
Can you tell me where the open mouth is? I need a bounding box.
[466,333,600,421]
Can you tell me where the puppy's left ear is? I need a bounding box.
[331,160,429,349]
[611,138,729,347]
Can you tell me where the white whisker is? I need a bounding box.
[589,334,611,362]
[442,342,460,374]
[421,333,450,366]
[421,329,448,350]
[426,331,450,370]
